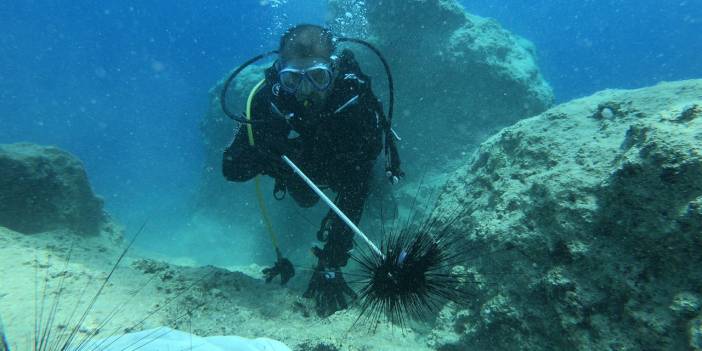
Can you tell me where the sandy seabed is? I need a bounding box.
[0,226,433,351]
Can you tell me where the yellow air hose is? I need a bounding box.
[245,79,280,252]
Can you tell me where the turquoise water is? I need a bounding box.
[1,1,699,256]
[1,1,701,349]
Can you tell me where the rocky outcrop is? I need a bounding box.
[429,80,702,350]
[0,143,108,236]
[329,0,554,172]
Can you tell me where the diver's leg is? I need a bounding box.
[320,162,373,267]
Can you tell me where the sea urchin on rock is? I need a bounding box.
[353,212,470,329]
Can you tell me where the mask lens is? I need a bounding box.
[279,70,304,92]
[306,67,332,90]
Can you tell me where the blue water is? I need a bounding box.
[1,0,700,252]
[0,1,324,237]
[461,0,702,101]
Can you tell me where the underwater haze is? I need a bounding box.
[2,0,702,350]
[0,0,326,260]
[2,0,700,256]
[461,0,702,101]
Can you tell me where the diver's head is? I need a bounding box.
[277,24,337,104]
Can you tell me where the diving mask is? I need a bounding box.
[278,62,334,93]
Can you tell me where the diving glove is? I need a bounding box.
[262,249,295,285]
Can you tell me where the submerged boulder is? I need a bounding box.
[329,0,554,172]
[0,143,107,236]
[430,80,702,350]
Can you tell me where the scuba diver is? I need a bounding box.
[221,24,402,316]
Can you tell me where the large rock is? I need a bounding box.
[428,80,702,350]
[0,143,107,236]
[329,0,554,172]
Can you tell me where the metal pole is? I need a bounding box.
[281,155,384,259]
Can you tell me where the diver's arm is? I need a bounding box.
[222,84,289,182]
[222,125,263,182]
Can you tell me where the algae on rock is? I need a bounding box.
[429,80,702,350]
[0,143,110,236]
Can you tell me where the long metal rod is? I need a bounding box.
[281,155,384,258]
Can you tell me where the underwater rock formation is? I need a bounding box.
[0,143,107,236]
[328,0,554,171]
[430,80,702,350]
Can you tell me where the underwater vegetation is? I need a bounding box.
[1,317,7,351]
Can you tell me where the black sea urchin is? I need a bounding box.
[282,156,479,329]
[352,202,472,329]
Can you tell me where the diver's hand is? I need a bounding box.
[256,138,291,178]
[303,264,357,317]
[260,136,304,179]
[262,265,279,283]
[262,254,295,285]
[262,136,289,158]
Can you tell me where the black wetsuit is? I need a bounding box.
[222,49,384,270]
